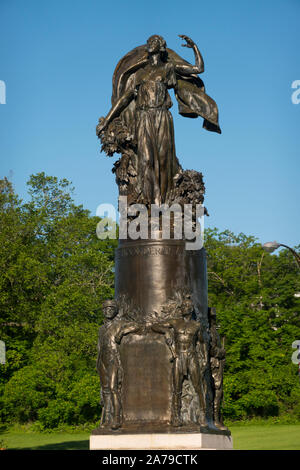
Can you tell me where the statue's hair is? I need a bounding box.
[147,34,166,53]
[102,299,117,308]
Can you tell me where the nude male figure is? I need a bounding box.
[152,300,209,429]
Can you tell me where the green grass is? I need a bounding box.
[0,430,89,450]
[0,424,300,450]
[230,424,300,450]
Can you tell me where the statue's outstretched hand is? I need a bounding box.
[178,34,195,48]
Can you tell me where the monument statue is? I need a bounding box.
[91,34,233,450]
[96,34,220,208]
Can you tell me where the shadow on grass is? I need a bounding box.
[11,440,89,450]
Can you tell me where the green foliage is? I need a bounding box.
[1,365,55,422]
[37,400,76,428]
[205,228,300,420]
[0,174,116,428]
[0,176,299,427]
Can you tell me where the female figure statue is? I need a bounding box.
[97,34,221,206]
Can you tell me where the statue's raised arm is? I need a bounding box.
[175,35,204,75]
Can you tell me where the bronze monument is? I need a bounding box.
[92,34,231,449]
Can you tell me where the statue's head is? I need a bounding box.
[182,298,193,317]
[147,35,166,55]
[102,299,118,320]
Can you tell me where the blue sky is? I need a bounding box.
[0,0,299,247]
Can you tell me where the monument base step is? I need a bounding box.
[89,432,233,450]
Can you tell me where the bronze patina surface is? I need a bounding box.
[94,34,229,437]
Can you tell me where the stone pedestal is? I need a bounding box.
[90,432,233,450]
[96,238,231,447]
[113,239,212,428]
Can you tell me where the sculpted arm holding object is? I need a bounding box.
[151,322,177,360]
[115,322,142,344]
[151,321,172,335]
[97,89,135,135]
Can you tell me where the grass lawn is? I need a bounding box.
[0,430,90,450]
[1,424,300,450]
[230,424,300,450]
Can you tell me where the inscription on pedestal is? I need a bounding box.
[120,334,173,424]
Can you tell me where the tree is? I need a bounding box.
[205,228,300,419]
[0,174,117,426]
